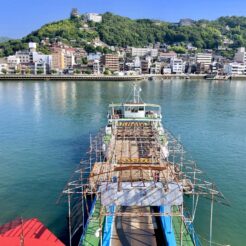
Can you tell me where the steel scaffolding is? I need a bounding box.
[62,124,229,246]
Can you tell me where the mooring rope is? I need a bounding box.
[197,233,231,246]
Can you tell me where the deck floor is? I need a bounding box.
[111,207,162,246]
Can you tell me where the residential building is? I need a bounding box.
[131,48,158,58]
[74,48,87,64]
[33,52,52,68]
[7,43,52,74]
[7,56,21,73]
[133,56,141,68]
[0,63,8,74]
[101,54,119,72]
[93,60,101,74]
[84,13,102,23]
[64,52,75,68]
[51,46,75,70]
[7,56,20,65]
[224,63,246,75]
[141,57,152,74]
[150,62,162,74]
[158,52,177,61]
[170,58,185,74]
[196,53,212,66]
[141,60,150,74]
[234,47,246,64]
[15,51,30,64]
[87,53,102,62]
[52,49,65,70]
[34,60,49,74]
[163,66,172,74]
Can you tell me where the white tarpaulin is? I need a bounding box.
[99,181,183,206]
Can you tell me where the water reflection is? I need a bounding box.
[0,80,245,245]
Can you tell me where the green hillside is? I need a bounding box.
[1,12,246,57]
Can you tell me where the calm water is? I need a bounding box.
[0,80,245,245]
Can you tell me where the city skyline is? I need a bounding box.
[1,0,246,38]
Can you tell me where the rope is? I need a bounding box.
[197,234,231,246]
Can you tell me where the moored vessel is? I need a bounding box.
[63,84,228,246]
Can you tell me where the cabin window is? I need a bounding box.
[131,107,139,113]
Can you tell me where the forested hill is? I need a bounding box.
[1,12,246,57]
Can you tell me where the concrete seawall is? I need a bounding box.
[0,75,143,81]
[0,74,245,81]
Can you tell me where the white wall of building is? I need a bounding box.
[85,13,102,23]
[224,63,245,75]
[171,58,185,74]
[196,53,212,66]
[7,56,20,65]
[131,48,158,57]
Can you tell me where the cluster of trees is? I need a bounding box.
[96,12,223,49]
[1,13,246,58]
[0,40,27,57]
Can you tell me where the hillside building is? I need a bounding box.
[131,48,158,58]
[71,8,80,19]
[51,46,75,71]
[101,54,119,72]
[234,47,246,64]
[196,53,212,66]
[179,18,194,26]
[0,61,8,74]
[84,13,102,23]
[158,52,177,61]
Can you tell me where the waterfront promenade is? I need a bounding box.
[0,74,245,81]
[0,74,205,81]
[0,74,143,81]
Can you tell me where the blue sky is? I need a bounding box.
[1,0,246,38]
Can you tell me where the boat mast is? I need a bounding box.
[133,84,141,103]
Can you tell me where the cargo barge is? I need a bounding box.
[63,84,228,246]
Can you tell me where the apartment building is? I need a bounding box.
[224,62,246,75]
[170,58,185,74]
[51,47,75,71]
[131,48,158,58]
[196,53,212,66]
[101,54,119,72]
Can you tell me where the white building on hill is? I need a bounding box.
[84,13,102,23]
[131,48,158,58]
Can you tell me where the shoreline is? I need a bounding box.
[0,74,245,81]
